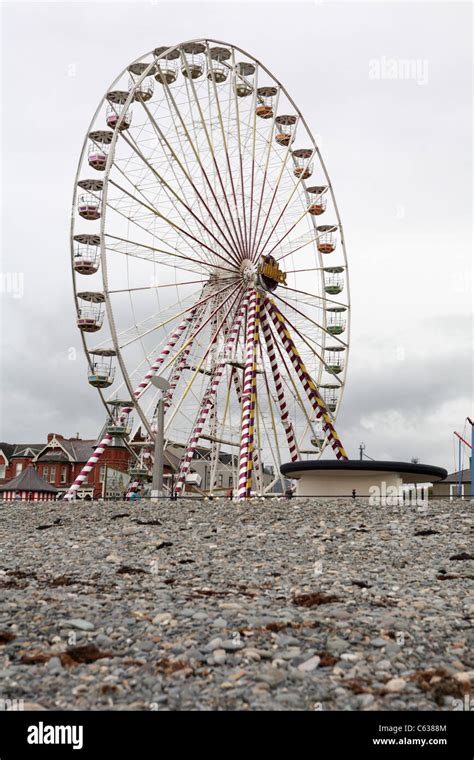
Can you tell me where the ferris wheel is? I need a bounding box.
[67,39,350,500]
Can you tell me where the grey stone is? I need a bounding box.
[63,619,95,632]
[370,638,388,648]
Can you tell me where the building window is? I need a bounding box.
[0,463,5,478]
[61,466,67,484]
[16,463,23,475]
[228,475,232,487]
[43,465,49,479]
[100,465,106,482]
[49,466,56,483]
[218,474,223,487]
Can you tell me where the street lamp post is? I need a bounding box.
[150,376,171,502]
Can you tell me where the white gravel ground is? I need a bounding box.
[0,497,472,711]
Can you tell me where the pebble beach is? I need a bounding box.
[0,498,472,711]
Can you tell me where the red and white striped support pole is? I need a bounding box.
[231,365,263,494]
[64,431,113,500]
[64,312,196,500]
[259,307,299,462]
[264,297,348,461]
[133,311,198,399]
[237,290,260,499]
[175,294,250,495]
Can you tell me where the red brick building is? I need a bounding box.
[0,433,131,499]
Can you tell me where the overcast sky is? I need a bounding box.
[0,0,472,472]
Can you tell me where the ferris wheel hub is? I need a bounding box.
[240,259,257,286]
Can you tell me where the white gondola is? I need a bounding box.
[106,91,132,130]
[311,422,327,448]
[106,400,133,437]
[154,46,180,84]
[293,148,313,179]
[307,185,328,216]
[128,62,156,102]
[234,62,255,97]
[181,42,205,79]
[319,384,340,413]
[88,349,116,388]
[87,130,113,171]
[317,224,338,253]
[77,179,103,220]
[325,346,345,375]
[73,234,101,275]
[128,459,149,478]
[207,46,231,83]
[256,86,277,119]
[326,306,347,335]
[275,114,297,146]
[76,291,105,332]
[324,266,344,295]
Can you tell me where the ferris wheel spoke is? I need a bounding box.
[152,84,223,246]
[268,230,318,264]
[229,47,253,259]
[119,280,237,349]
[159,63,246,260]
[111,298,207,404]
[102,185,215,274]
[123,107,243,266]
[248,87,282,260]
[202,44,250,258]
[281,283,348,309]
[107,278,208,295]
[246,67,259,266]
[106,172,213,271]
[251,121,297,262]
[107,176,236,270]
[257,152,315,260]
[105,233,236,276]
[260,207,309,262]
[114,143,233,274]
[272,289,348,353]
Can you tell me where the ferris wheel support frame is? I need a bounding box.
[175,291,250,494]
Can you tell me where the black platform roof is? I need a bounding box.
[280,460,447,481]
